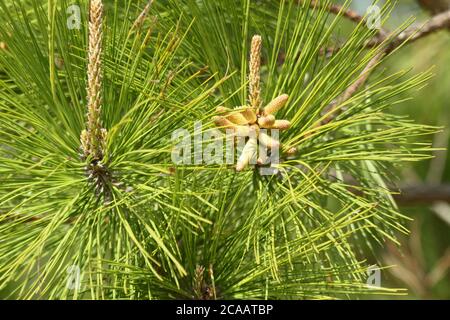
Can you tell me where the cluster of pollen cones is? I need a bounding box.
[213,93,295,171]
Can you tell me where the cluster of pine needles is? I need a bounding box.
[0,0,438,299]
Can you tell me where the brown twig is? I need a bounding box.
[321,51,384,124]
[368,9,450,50]
[307,0,364,24]
[393,184,450,205]
[348,183,450,204]
[320,9,450,55]
[337,171,450,204]
[313,4,450,125]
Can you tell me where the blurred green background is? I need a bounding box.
[347,0,450,299]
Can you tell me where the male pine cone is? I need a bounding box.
[81,0,107,162]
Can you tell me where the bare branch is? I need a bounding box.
[321,51,384,124]
[307,0,364,23]
[317,7,450,124]
[370,9,450,50]
[393,185,450,205]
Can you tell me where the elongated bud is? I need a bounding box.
[259,132,280,149]
[214,116,257,137]
[249,35,262,110]
[235,125,257,137]
[227,110,249,125]
[236,137,258,171]
[213,116,235,130]
[216,106,230,114]
[263,94,289,115]
[258,114,276,128]
[0,41,7,50]
[216,106,248,125]
[271,120,291,130]
[81,0,107,161]
[240,107,257,124]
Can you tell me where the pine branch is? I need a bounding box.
[0,0,439,299]
[346,180,450,205]
[394,185,450,205]
[315,6,450,125]
[321,52,384,124]
[307,0,365,24]
[370,9,450,49]
[305,0,390,38]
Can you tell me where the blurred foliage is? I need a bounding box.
[348,0,450,299]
